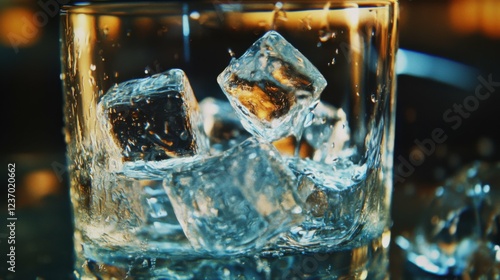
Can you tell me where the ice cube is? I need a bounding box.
[217,31,327,141]
[282,158,368,246]
[164,137,304,255]
[302,102,351,164]
[396,162,500,277]
[98,69,209,161]
[199,97,250,153]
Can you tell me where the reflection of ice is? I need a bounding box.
[396,162,500,277]
[302,102,351,163]
[199,97,250,153]
[217,31,327,141]
[164,137,304,255]
[98,69,209,161]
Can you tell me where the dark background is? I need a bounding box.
[0,0,499,279]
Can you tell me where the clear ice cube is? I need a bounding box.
[83,170,191,252]
[98,69,209,161]
[199,97,250,153]
[396,162,500,277]
[282,158,368,246]
[164,137,304,255]
[217,31,327,141]
[302,102,351,164]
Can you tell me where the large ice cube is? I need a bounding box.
[98,69,209,161]
[164,137,304,255]
[217,31,327,141]
[282,158,368,246]
[396,162,500,277]
[199,97,250,153]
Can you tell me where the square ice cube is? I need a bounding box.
[282,158,368,246]
[99,69,209,161]
[217,31,327,141]
[164,137,304,255]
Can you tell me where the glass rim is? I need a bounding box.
[61,0,397,16]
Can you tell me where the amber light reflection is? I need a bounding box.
[19,169,61,207]
[0,7,42,48]
[450,0,500,38]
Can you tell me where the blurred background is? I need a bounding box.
[0,0,499,279]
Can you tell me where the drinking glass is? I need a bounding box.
[60,1,398,278]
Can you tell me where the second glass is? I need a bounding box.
[61,1,398,279]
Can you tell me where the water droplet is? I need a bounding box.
[328,57,336,66]
[179,131,189,141]
[335,48,339,54]
[190,11,200,20]
[371,93,377,103]
[59,73,65,80]
[331,142,335,148]
[300,15,312,30]
[319,29,334,42]
[271,1,287,29]
[90,64,96,71]
[114,72,119,78]
[103,26,109,36]
[142,259,149,267]
[228,48,236,57]
[304,112,314,127]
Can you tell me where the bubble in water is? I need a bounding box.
[126,30,131,37]
[90,64,96,71]
[189,11,200,20]
[227,48,236,57]
[370,93,377,103]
